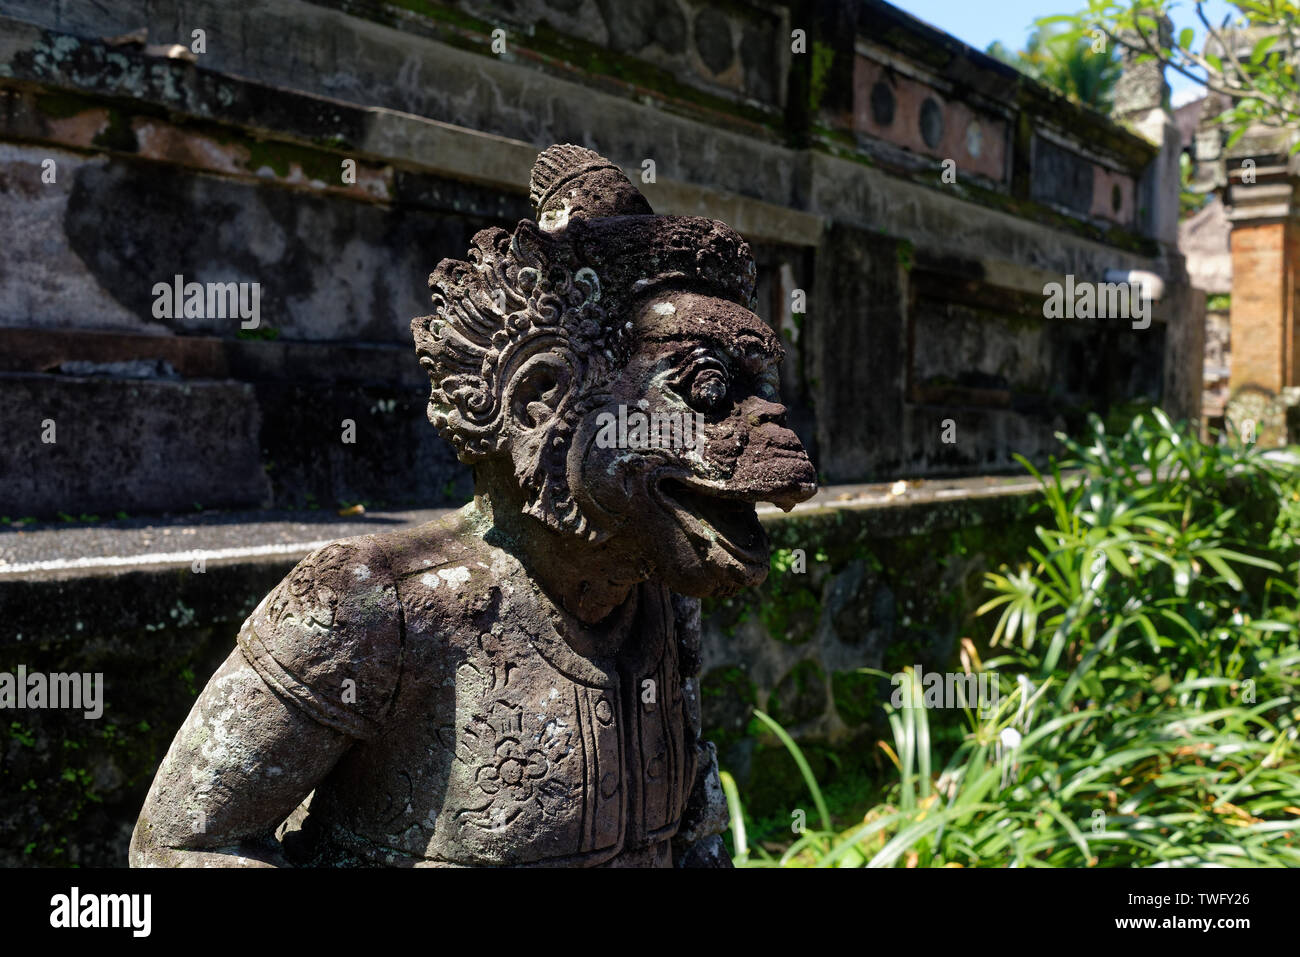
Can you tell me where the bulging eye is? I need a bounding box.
[689,367,729,412]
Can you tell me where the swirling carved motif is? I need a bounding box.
[265,544,349,634]
[413,223,631,466]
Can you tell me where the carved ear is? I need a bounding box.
[508,354,573,432]
[505,351,602,538]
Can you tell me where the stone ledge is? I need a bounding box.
[0,507,450,578]
[0,478,1043,867]
[0,328,426,388]
[0,16,824,247]
[0,478,1041,642]
[0,366,473,518]
[0,10,1168,256]
[0,372,272,517]
[0,476,1040,573]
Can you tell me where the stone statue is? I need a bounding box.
[130,145,817,867]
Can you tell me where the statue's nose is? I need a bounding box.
[743,395,792,428]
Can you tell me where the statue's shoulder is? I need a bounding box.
[367,508,515,626]
[237,533,402,740]
[367,506,486,580]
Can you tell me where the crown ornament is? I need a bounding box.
[528,144,653,228]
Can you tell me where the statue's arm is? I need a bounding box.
[129,647,353,867]
[670,593,733,868]
[131,538,403,868]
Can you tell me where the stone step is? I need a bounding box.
[0,474,1039,584]
[0,474,1044,648]
[0,328,425,388]
[1,372,270,517]
[0,331,472,517]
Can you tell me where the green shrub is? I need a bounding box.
[726,410,1300,867]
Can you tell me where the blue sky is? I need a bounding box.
[889,0,1237,105]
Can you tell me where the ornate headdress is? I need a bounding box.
[411,144,757,535]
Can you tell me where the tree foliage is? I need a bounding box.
[1045,1,1300,151]
[987,21,1122,110]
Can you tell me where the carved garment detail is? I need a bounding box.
[295,560,692,867]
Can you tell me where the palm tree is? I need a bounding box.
[987,23,1122,111]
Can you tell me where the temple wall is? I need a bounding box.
[0,0,1198,515]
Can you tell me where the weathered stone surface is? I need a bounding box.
[0,2,1203,506]
[253,381,471,511]
[0,146,143,334]
[51,152,490,343]
[0,373,271,516]
[809,222,907,480]
[0,0,1215,866]
[130,144,816,867]
[0,4,795,200]
[0,556,290,867]
[0,330,471,517]
[698,486,1040,813]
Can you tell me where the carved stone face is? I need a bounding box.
[415,144,818,605]
[563,289,817,597]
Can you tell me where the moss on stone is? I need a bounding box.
[811,130,1159,257]
[700,665,759,755]
[382,0,496,34]
[312,133,353,151]
[701,592,752,638]
[35,90,101,119]
[365,0,782,133]
[809,42,836,112]
[243,137,341,183]
[90,108,137,153]
[757,548,821,644]
[741,735,849,824]
[3,714,170,866]
[831,669,880,727]
[768,659,827,726]
[896,238,915,272]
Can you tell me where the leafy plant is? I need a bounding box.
[1045,2,1300,150]
[726,410,1300,866]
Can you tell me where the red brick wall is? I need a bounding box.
[1229,221,1296,394]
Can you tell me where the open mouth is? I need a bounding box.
[656,477,769,567]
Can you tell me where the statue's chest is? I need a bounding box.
[324,580,692,867]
